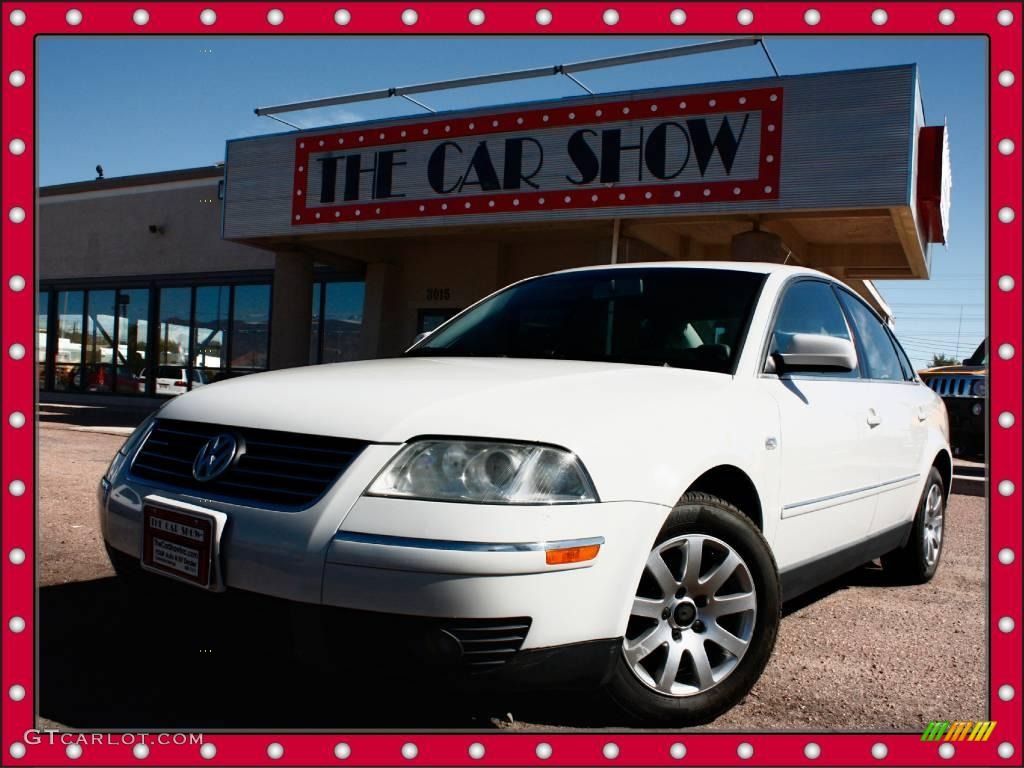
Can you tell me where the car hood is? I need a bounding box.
[158,356,729,447]
[918,365,985,376]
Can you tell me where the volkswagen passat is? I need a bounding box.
[99,263,950,724]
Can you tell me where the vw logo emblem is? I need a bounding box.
[193,433,240,482]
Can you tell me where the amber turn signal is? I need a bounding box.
[545,544,600,565]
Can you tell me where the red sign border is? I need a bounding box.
[290,87,783,225]
[1,3,1020,767]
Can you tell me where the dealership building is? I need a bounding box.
[37,63,949,399]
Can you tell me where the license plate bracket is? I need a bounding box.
[141,503,219,589]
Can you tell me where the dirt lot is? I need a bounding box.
[37,415,986,731]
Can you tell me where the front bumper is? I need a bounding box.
[100,444,670,652]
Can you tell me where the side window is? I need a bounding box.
[836,290,905,381]
[768,280,857,378]
[887,329,917,382]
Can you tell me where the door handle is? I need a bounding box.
[917,407,928,422]
[866,408,882,427]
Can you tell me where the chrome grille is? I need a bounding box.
[130,419,366,508]
[443,618,532,669]
[925,375,982,398]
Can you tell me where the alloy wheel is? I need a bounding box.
[623,534,757,697]
[922,482,944,568]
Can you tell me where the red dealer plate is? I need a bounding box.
[141,504,215,588]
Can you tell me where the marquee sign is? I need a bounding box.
[289,87,783,226]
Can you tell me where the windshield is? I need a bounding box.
[406,267,766,374]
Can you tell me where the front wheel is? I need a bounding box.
[605,492,780,725]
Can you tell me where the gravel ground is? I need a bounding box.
[37,421,986,731]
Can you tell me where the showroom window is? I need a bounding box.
[310,280,365,365]
[39,278,277,397]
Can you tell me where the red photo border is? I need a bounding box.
[1,3,1020,766]
[291,87,783,225]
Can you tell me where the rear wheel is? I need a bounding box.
[605,492,780,725]
[881,466,945,584]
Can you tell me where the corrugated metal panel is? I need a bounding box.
[223,65,915,240]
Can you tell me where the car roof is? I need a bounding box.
[550,260,833,280]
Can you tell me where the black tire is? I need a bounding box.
[881,466,945,584]
[605,492,781,725]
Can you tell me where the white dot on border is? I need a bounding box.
[998,547,1016,563]
[938,742,955,759]
[536,743,552,760]
[998,138,1015,155]
[334,8,351,25]
[267,743,284,759]
[9,138,26,155]
[133,743,150,759]
[603,9,619,25]
[9,548,25,564]
[998,743,1014,759]
[9,70,26,87]
[9,480,25,496]
[737,742,753,759]
[401,8,418,25]
[999,412,1016,429]
[669,743,686,760]
[997,207,1015,223]
[805,743,821,759]
[334,742,351,759]
[66,8,82,25]
[737,8,754,25]
[468,8,484,25]
[9,743,26,760]
[9,274,26,291]
[871,8,888,25]
[199,8,216,25]
[938,9,955,25]
[8,684,25,701]
[536,8,552,25]
[998,9,1014,25]
[998,616,1015,633]
[999,684,1015,701]
[999,274,1016,291]
[133,8,149,25]
[200,743,216,759]
[468,743,485,760]
[9,8,26,25]
[997,480,1015,496]
[9,615,26,632]
[603,743,619,759]
[804,9,821,25]
[9,343,26,360]
[9,411,26,428]
[66,744,82,760]
[267,8,284,25]
[998,343,1015,360]
[871,743,888,760]
[670,8,686,25]
[998,70,1015,87]
[401,743,418,760]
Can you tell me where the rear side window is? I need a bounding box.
[887,329,917,382]
[836,290,905,381]
[769,280,857,378]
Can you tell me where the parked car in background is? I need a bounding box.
[155,365,208,396]
[71,363,144,393]
[918,340,987,460]
[100,263,951,725]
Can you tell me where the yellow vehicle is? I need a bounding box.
[918,340,987,460]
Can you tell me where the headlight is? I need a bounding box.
[366,440,599,504]
[971,379,987,397]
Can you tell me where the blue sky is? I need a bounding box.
[36,35,987,367]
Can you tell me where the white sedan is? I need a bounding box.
[99,262,950,724]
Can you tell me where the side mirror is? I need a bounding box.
[772,334,857,374]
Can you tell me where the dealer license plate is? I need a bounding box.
[141,505,215,588]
